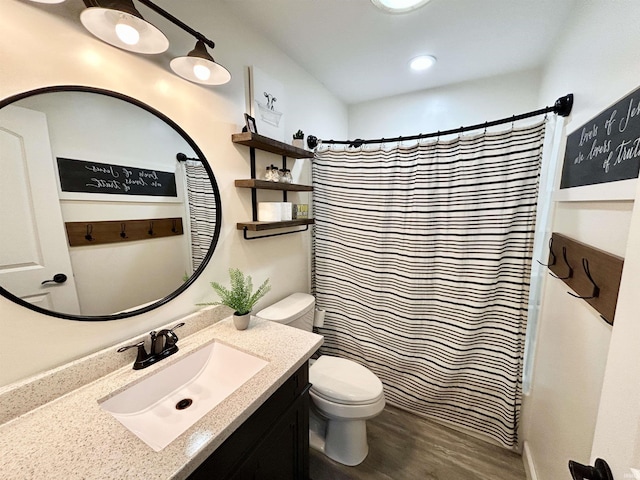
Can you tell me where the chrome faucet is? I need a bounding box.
[118,322,185,370]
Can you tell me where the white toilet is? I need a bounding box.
[256,293,385,466]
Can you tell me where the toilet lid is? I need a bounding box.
[310,356,383,404]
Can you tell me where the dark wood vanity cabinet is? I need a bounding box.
[188,362,310,480]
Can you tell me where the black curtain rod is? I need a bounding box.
[323,93,574,147]
[136,0,216,49]
[176,153,201,162]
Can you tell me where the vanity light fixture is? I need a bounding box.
[80,0,169,54]
[410,55,437,71]
[170,40,232,85]
[29,0,232,85]
[371,0,432,14]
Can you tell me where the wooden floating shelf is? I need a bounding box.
[237,218,315,232]
[232,132,313,159]
[235,179,313,192]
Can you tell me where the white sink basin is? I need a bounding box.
[99,340,268,451]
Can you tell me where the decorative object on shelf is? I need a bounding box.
[306,135,319,149]
[201,268,271,330]
[293,204,309,219]
[258,202,282,222]
[281,169,293,183]
[248,66,285,141]
[72,0,231,85]
[292,129,305,148]
[244,113,258,134]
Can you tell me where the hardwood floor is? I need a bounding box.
[309,405,527,480]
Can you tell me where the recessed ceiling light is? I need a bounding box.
[410,55,436,71]
[371,0,432,14]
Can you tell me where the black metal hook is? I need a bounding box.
[148,221,154,236]
[537,237,556,267]
[567,258,600,299]
[85,224,94,242]
[171,219,178,233]
[120,223,128,239]
[549,246,573,279]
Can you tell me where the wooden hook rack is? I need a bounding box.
[545,232,624,325]
[65,217,184,247]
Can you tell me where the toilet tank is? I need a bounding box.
[256,293,315,332]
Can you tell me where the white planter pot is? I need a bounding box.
[292,139,304,149]
[233,312,251,330]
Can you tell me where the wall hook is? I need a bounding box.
[85,224,94,242]
[567,257,600,299]
[537,237,556,267]
[171,219,177,233]
[550,246,573,279]
[120,223,128,239]
[148,221,154,236]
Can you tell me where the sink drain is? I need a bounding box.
[175,398,193,410]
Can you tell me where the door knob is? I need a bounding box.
[569,458,614,480]
[41,273,68,285]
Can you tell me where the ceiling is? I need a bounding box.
[219,0,578,104]
[28,0,578,105]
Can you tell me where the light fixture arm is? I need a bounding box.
[135,0,215,49]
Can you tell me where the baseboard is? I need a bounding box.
[522,441,538,480]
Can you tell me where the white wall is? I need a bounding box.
[521,2,640,480]
[348,69,543,139]
[0,1,347,386]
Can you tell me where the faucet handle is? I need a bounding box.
[117,341,153,370]
[169,322,185,333]
[165,322,185,347]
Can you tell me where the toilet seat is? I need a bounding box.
[310,356,384,405]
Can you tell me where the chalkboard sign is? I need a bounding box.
[57,158,177,197]
[561,86,640,189]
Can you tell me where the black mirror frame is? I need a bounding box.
[0,85,222,321]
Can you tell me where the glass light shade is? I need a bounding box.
[170,41,231,85]
[80,7,169,54]
[371,0,431,13]
[410,55,437,71]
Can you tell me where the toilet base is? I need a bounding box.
[325,418,369,466]
[309,408,369,466]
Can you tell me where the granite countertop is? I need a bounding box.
[0,315,323,479]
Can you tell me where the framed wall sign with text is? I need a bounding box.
[561,86,640,189]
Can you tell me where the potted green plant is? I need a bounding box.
[292,129,304,148]
[204,268,271,330]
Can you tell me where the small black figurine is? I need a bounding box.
[307,135,318,149]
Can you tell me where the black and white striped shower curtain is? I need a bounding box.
[312,121,546,448]
[184,161,217,271]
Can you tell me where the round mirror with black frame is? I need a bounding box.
[0,86,221,321]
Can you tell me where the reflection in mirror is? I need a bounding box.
[0,87,221,320]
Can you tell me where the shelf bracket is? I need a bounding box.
[243,225,309,240]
